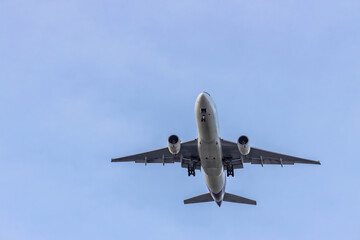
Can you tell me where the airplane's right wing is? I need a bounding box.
[111,139,201,170]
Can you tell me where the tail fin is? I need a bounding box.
[223,193,257,205]
[184,193,213,204]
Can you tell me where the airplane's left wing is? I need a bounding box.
[111,139,201,170]
[221,139,320,169]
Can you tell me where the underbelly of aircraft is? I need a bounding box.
[199,140,223,176]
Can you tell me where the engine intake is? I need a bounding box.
[237,135,250,155]
[168,135,181,155]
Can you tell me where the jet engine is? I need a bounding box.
[168,135,181,155]
[237,135,250,155]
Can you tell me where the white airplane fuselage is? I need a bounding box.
[195,92,226,206]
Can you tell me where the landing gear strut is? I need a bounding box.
[188,166,195,176]
[227,165,234,177]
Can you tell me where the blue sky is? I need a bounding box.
[1,0,360,239]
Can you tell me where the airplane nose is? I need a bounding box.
[197,92,208,104]
[216,201,222,207]
[195,92,212,115]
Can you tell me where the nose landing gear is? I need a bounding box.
[201,115,206,122]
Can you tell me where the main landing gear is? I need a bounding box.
[227,165,234,177]
[188,166,195,176]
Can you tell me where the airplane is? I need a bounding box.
[111,92,320,207]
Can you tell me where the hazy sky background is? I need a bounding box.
[1,0,360,239]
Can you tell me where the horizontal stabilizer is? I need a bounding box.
[184,193,214,204]
[223,193,257,205]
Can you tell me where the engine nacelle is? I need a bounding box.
[237,135,250,155]
[168,135,181,155]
